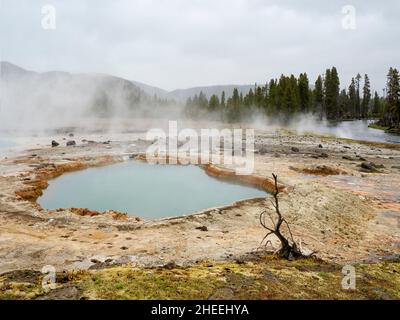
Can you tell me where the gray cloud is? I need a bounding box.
[1,0,399,92]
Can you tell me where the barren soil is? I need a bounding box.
[0,129,399,281]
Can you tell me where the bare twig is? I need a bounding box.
[259,173,315,260]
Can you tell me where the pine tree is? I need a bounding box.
[208,94,220,111]
[313,75,324,117]
[361,74,371,118]
[198,91,208,109]
[372,91,381,117]
[348,78,357,118]
[383,68,400,128]
[220,91,226,108]
[246,88,255,108]
[291,75,300,113]
[232,88,240,107]
[324,67,340,120]
[355,73,362,118]
[226,88,241,122]
[266,79,277,115]
[255,86,264,108]
[338,89,349,118]
[276,75,298,119]
[298,73,310,113]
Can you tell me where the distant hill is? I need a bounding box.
[0,62,255,131]
[130,78,254,101]
[0,61,36,78]
[0,61,151,131]
[131,80,169,99]
[0,62,146,109]
[0,61,254,103]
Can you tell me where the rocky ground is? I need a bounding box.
[0,128,399,299]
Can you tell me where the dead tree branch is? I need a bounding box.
[259,173,315,260]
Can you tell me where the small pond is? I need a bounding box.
[38,161,267,219]
[298,120,400,144]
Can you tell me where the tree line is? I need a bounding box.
[184,67,400,129]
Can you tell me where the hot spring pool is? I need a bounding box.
[38,161,267,219]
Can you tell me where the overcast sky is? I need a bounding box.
[1,0,399,91]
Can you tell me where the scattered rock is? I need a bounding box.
[0,270,41,284]
[318,144,323,148]
[258,147,268,155]
[342,155,357,161]
[359,162,382,173]
[162,261,178,270]
[66,140,76,146]
[68,133,74,137]
[36,285,81,300]
[89,259,116,270]
[371,288,393,300]
[196,226,208,232]
[310,152,328,159]
[291,147,300,153]
[120,246,129,250]
[51,140,59,147]
[290,165,344,176]
[90,258,101,264]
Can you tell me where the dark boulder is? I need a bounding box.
[360,162,384,173]
[196,226,208,232]
[51,140,59,147]
[66,140,76,146]
[258,147,268,155]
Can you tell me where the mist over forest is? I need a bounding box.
[1,61,399,135]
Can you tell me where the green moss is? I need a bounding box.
[317,272,330,279]
[1,259,399,300]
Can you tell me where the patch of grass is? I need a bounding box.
[1,259,399,300]
[368,123,389,131]
[317,271,330,280]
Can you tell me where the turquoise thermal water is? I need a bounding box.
[38,161,267,219]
